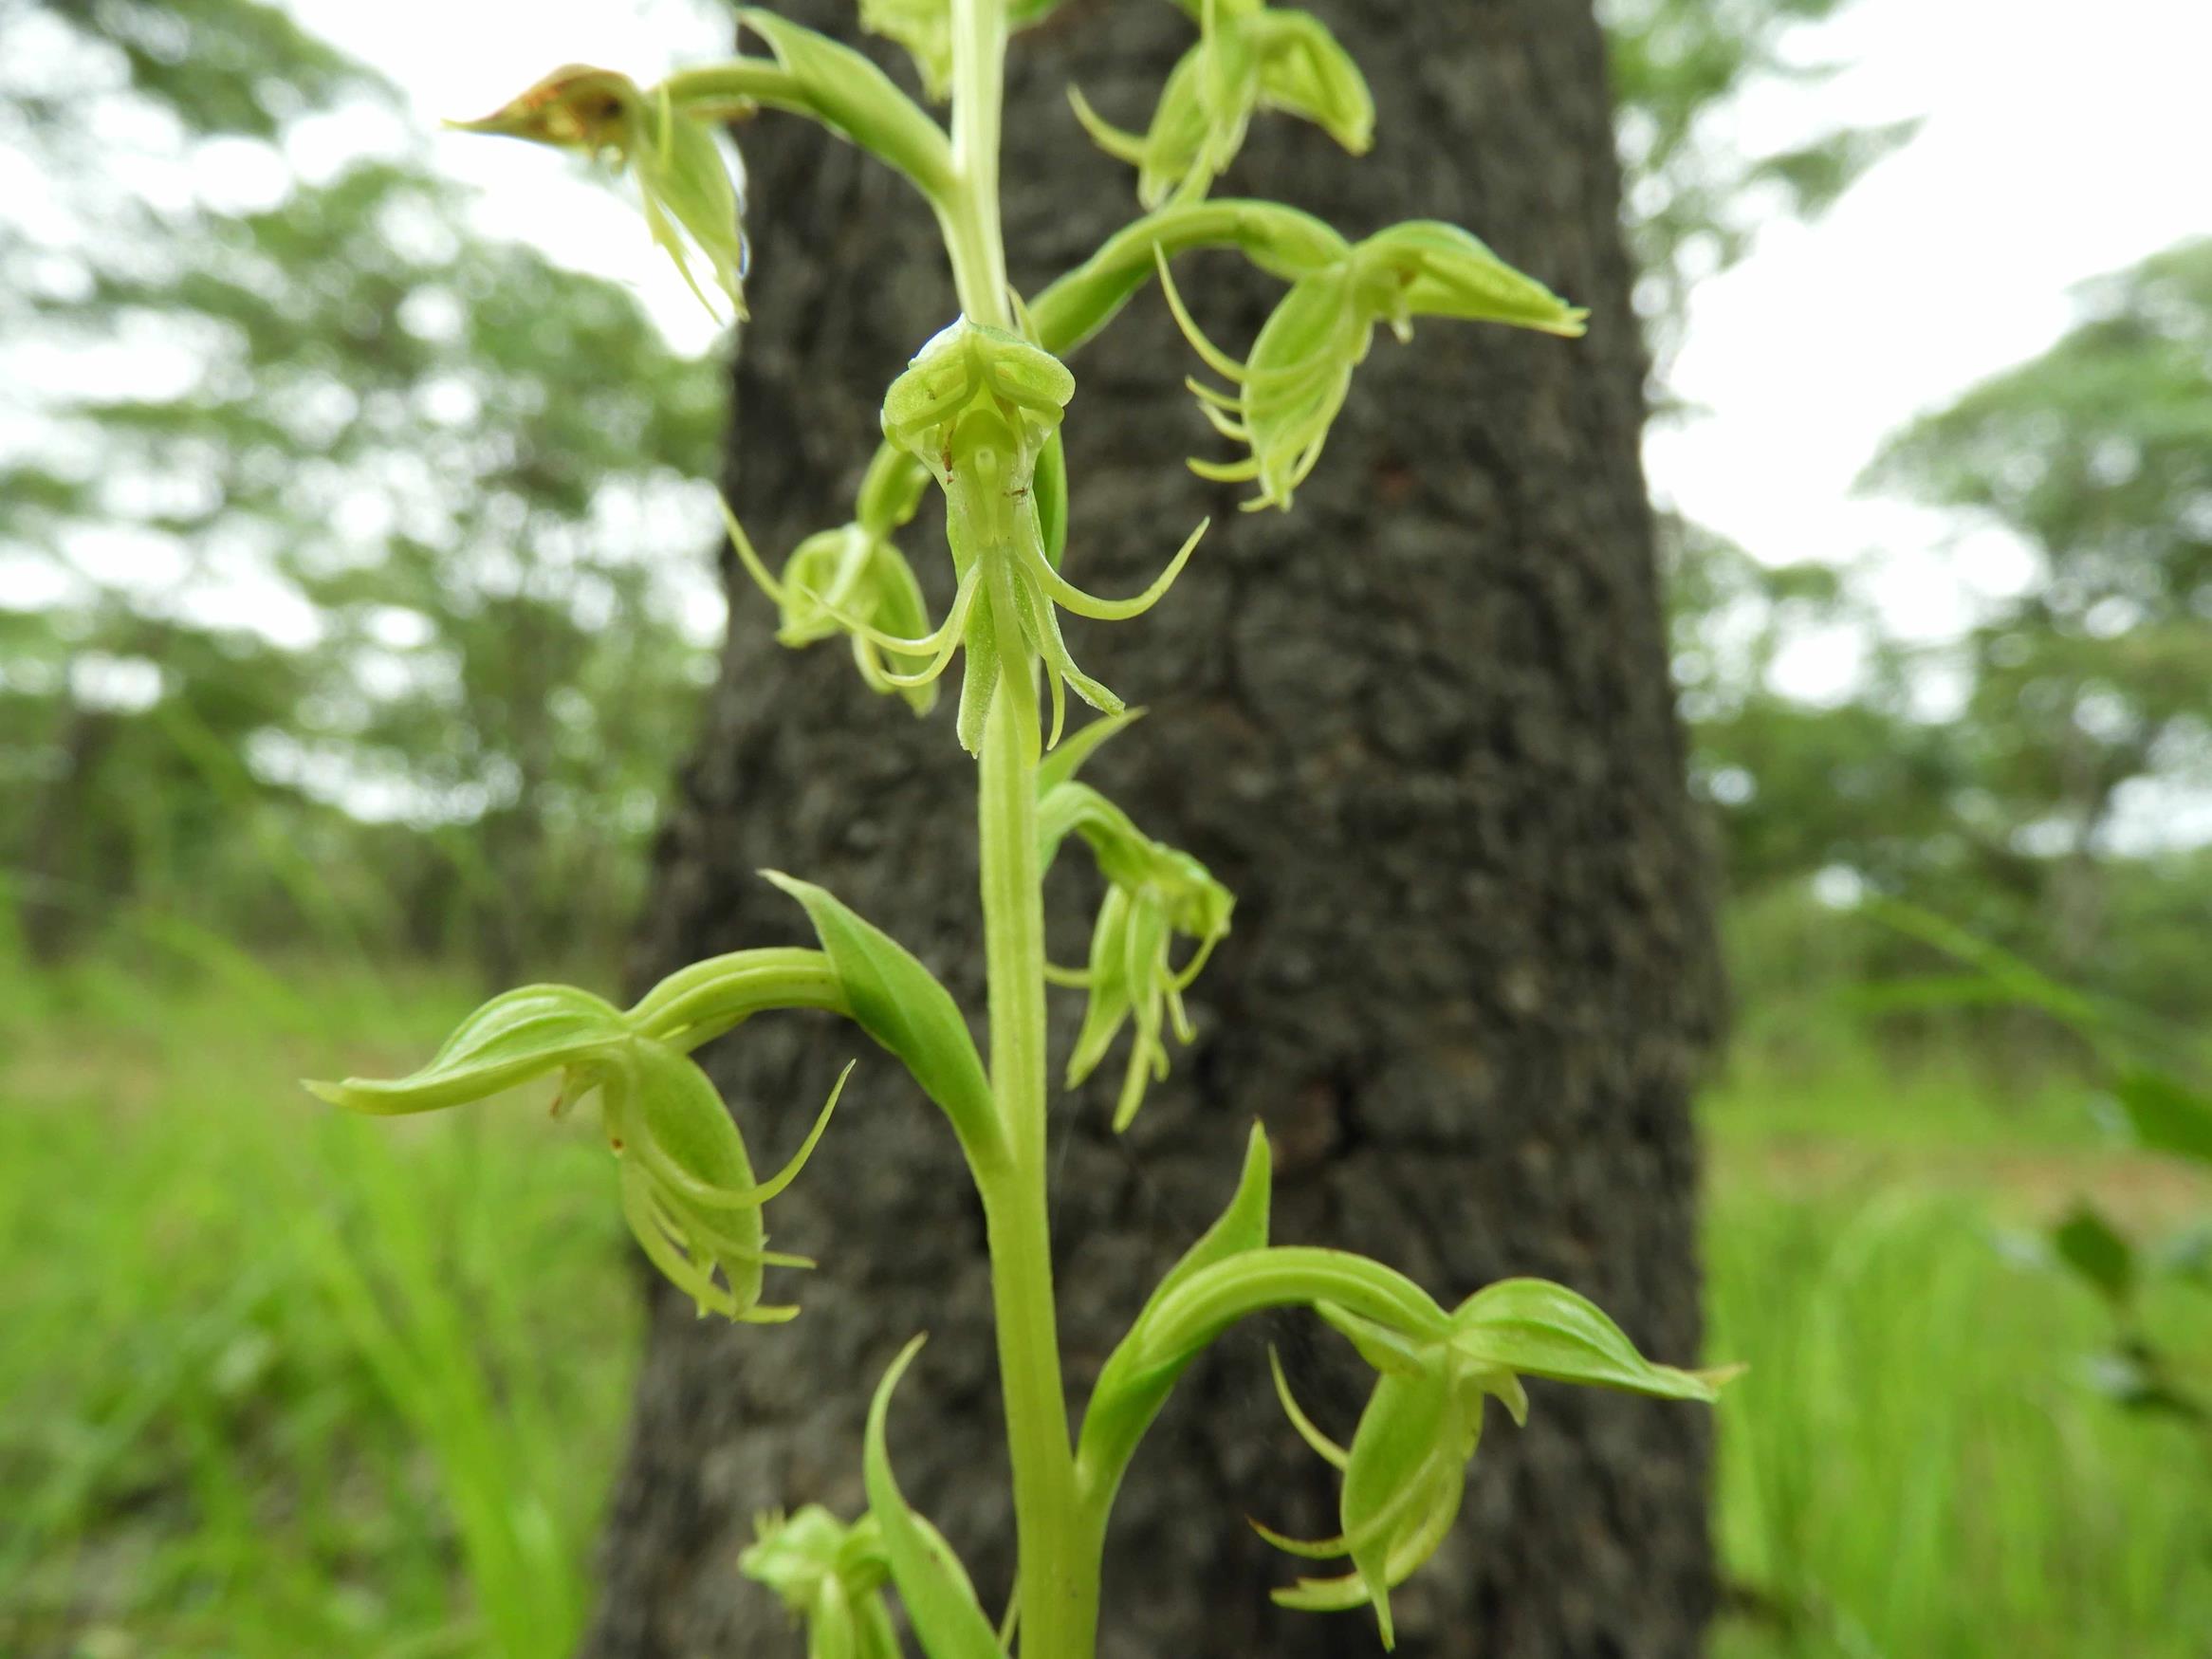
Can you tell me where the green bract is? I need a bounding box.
[1072,0,1373,208]
[858,0,954,101]
[864,1338,1009,1659]
[453,65,748,319]
[338,15,1731,1656]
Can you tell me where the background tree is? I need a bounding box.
[586,3,1720,1655]
[0,0,722,974]
[1864,239,2212,975]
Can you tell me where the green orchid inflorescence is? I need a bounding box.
[315,4,1728,1653]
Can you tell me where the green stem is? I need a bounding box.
[977,670,1092,1656]
[944,0,1012,326]
[947,1,1094,1652]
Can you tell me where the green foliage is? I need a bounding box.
[1863,241,2212,971]
[14,954,2205,1653]
[1708,1187,2212,1659]
[0,957,638,1655]
[1851,903,2211,1425]
[0,5,725,974]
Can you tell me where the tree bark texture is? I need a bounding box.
[584,2,1721,1654]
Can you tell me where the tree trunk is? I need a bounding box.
[584,2,1721,1655]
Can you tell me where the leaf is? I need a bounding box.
[862,1337,1006,1659]
[1448,1279,1724,1401]
[763,872,1002,1165]
[1036,708,1143,797]
[304,984,626,1115]
[2051,1203,2134,1304]
[2113,1067,2212,1167]
[1077,1125,1274,1506]
[737,9,954,197]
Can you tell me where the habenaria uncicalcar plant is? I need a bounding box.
[314,3,1730,1652]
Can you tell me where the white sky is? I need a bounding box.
[1652,0,2212,700]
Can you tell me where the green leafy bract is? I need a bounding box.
[1076,1123,1274,1509]
[738,9,956,199]
[863,1337,1007,1659]
[765,871,1003,1166]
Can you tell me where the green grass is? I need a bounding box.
[0,952,640,1657]
[3,952,2206,1655]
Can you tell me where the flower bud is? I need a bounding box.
[454,65,747,319]
[739,1506,902,1659]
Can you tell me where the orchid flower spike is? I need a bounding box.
[739,1505,903,1658]
[872,318,1210,754]
[1071,0,1373,209]
[452,65,748,319]
[1158,221,1590,512]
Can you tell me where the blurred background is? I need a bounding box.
[2,0,2206,1654]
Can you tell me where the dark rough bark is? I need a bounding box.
[583,1,1721,1654]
